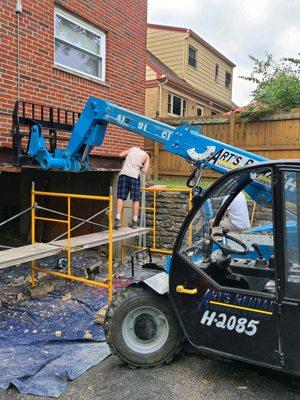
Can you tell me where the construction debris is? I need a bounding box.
[96,305,108,325]
[83,330,93,339]
[61,293,72,301]
[29,284,55,298]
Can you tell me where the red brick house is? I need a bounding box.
[0,0,147,242]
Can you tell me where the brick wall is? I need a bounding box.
[0,0,147,159]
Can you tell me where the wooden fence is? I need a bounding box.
[145,111,300,179]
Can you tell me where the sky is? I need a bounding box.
[148,0,300,106]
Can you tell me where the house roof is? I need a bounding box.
[147,23,236,68]
[147,51,178,79]
[146,51,234,111]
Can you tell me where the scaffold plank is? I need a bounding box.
[53,227,149,251]
[0,243,61,270]
[0,227,148,270]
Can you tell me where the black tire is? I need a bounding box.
[104,285,183,368]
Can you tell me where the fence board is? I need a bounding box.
[145,112,300,179]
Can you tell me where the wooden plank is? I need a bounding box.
[0,227,148,270]
[0,243,61,270]
[53,227,149,251]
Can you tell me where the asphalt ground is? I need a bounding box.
[1,349,300,400]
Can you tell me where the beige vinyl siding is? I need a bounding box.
[147,28,186,77]
[145,87,159,118]
[185,36,233,106]
[146,65,157,81]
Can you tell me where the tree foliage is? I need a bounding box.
[239,54,300,121]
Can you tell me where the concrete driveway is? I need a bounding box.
[1,350,299,400]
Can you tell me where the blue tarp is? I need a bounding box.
[0,263,111,397]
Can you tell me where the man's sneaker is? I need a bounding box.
[128,220,138,229]
[114,218,121,229]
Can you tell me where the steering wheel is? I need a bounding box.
[211,229,249,256]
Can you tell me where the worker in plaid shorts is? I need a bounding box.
[115,147,151,229]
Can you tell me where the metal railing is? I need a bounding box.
[31,183,114,302]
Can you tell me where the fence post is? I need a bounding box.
[229,112,236,145]
[153,142,159,180]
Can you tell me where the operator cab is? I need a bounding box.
[170,161,300,375]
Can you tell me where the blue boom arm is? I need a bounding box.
[28,97,271,204]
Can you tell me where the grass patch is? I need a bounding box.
[152,179,215,190]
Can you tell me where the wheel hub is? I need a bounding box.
[134,314,157,341]
[122,306,169,354]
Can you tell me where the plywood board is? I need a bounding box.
[0,227,148,270]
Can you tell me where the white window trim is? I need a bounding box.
[196,105,204,117]
[168,93,187,117]
[188,45,197,69]
[54,7,106,82]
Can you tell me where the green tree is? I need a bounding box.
[240,54,300,121]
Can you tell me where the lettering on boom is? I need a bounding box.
[207,148,257,170]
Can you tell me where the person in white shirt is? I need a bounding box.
[115,147,151,229]
[220,192,251,232]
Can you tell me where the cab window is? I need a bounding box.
[179,168,275,294]
[283,171,300,299]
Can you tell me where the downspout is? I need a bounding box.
[152,76,168,181]
[16,0,23,101]
[158,75,168,116]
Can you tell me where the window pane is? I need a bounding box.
[215,64,219,81]
[197,107,203,117]
[55,14,101,55]
[55,40,101,77]
[168,94,172,114]
[225,71,232,89]
[179,168,275,293]
[283,171,300,299]
[188,46,197,68]
[172,96,182,116]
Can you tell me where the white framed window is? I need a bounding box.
[54,8,106,81]
[168,93,187,117]
[211,110,219,116]
[196,105,204,117]
[188,45,197,68]
[215,64,219,82]
[225,71,232,90]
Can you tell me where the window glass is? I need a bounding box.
[172,96,182,116]
[179,168,275,294]
[197,106,203,117]
[55,10,105,80]
[55,41,101,77]
[215,64,219,82]
[168,94,186,116]
[225,71,232,89]
[188,46,197,68]
[283,171,300,299]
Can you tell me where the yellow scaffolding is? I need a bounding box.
[31,183,114,302]
[121,187,193,258]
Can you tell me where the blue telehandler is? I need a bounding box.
[28,97,300,376]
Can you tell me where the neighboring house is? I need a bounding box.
[0,0,147,242]
[146,24,236,118]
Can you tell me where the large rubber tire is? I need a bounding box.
[104,286,183,368]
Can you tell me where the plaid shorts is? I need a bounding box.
[117,174,141,201]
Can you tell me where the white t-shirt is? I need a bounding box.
[222,192,250,230]
[120,147,147,179]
